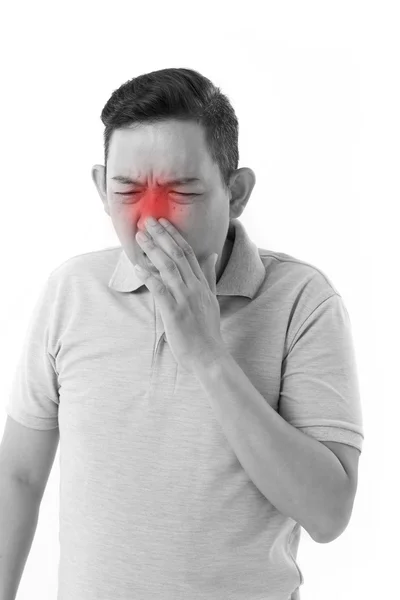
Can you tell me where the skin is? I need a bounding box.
[91,119,256,285]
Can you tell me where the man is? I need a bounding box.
[3,68,363,600]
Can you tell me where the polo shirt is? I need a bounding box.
[6,217,364,600]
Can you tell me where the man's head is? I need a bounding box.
[92,68,256,283]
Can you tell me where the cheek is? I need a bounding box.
[108,210,138,252]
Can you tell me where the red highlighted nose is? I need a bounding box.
[139,187,172,223]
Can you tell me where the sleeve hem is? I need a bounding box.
[293,424,363,453]
[5,407,59,431]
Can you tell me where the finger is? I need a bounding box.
[157,218,207,283]
[133,263,174,307]
[140,261,163,285]
[140,249,163,282]
[137,231,188,302]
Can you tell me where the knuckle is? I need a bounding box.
[183,244,195,257]
[172,247,185,260]
[165,260,177,273]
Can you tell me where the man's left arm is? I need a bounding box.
[192,350,354,544]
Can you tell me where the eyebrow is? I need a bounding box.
[111,176,201,186]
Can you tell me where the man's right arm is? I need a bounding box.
[0,475,41,600]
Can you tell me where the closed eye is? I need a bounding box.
[118,192,199,196]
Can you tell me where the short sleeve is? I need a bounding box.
[279,293,364,453]
[5,275,59,430]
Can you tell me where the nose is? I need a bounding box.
[136,188,171,227]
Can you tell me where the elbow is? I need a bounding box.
[313,520,347,544]
[314,476,357,544]
[312,507,353,544]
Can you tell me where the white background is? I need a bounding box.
[0,1,398,599]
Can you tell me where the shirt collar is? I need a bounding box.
[108,218,265,299]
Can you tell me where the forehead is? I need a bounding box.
[107,120,214,179]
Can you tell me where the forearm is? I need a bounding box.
[0,475,41,600]
[193,350,350,542]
